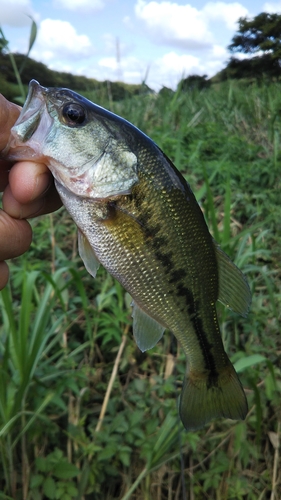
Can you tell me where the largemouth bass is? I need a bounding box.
[3,80,251,431]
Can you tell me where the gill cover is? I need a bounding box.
[6,80,139,200]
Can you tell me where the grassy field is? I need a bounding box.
[0,79,280,499]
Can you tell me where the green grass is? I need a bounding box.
[0,79,280,499]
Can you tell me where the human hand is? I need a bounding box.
[0,94,62,290]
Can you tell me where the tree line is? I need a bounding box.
[180,12,281,90]
[1,11,281,100]
[0,52,152,103]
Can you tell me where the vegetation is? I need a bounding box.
[0,18,280,500]
[0,22,37,104]
[229,12,281,58]
[177,74,211,91]
[0,76,280,498]
[221,12,281,80]
[0,22,151,104]
[3,11,281,104]
[0,51,152,104]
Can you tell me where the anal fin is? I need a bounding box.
[132,302,165,352]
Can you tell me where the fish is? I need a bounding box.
[2,80,251,431]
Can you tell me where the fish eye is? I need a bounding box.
[62,103,86,126]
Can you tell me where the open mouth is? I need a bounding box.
[1,80,52,161]
[12,80,47,142]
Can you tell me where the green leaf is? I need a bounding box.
[66,484,78,496]
[234,354,266,373]
[120,451,131,467]
[55,484,65,499]
[61,494,71,500]
[28,18,37,53]
[98,446,117,461]
[53,462,79,480]
[36,456,49,473]
[30,474,44,488]
[18,17,37,75]
[0,36,8,51]
[43,477,56,499]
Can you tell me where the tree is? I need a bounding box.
[178,74,211,91]
[225,12,281,80]
[229,12,281,57]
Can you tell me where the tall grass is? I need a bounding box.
[0,80,280,498]
[0,21,37,103]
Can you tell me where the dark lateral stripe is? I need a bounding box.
[169,269,187,284]
[133,189,218,380]
[176,283,218,379]
[154,249,173,269]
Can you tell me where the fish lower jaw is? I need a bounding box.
[1,143,40,162]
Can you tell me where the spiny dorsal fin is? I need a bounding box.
[214,241,251,317]
[78,230,100,278]
[132,302,165,352]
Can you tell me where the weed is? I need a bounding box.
[0,77,280,498]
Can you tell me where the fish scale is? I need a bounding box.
[2,80,251,431]
[61,148,228,374]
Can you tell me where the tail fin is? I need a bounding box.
[179,364,248,431]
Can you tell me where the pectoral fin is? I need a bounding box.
[214,241,251,317]
[78,230,100,278]
[132,302,165,352]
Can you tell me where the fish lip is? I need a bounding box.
[1,80,49,160]
[14,80,47,137]
[22,80,46,113]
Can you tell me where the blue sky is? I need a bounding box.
[1,0,281,90]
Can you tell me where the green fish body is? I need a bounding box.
[3,80,251,430]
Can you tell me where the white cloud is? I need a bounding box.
[0,0,37,27]
[135,0,213,49]
[156,51,200,73]
[135,1,249,49]
[263,2,281,12]
[27,39,229,91]
[202,2,249,30]
[148,47,229,89]
[41,42,229,91]
[212,44,227,58]
[206,44,231,74]
[98,55,147,82]
[53,0,104,12]
[148,52,202,89]
[31,19,94,64]
[99,57,119,70]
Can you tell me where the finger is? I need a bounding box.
[4,160,62,218]
[0,94,21,151]
[0,261,9,291]
[3,182,62,219]
[9,161,53,203]
[34,182,62,216]
[0,209,32,260]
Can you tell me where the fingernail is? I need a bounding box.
[30,172,52,201]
